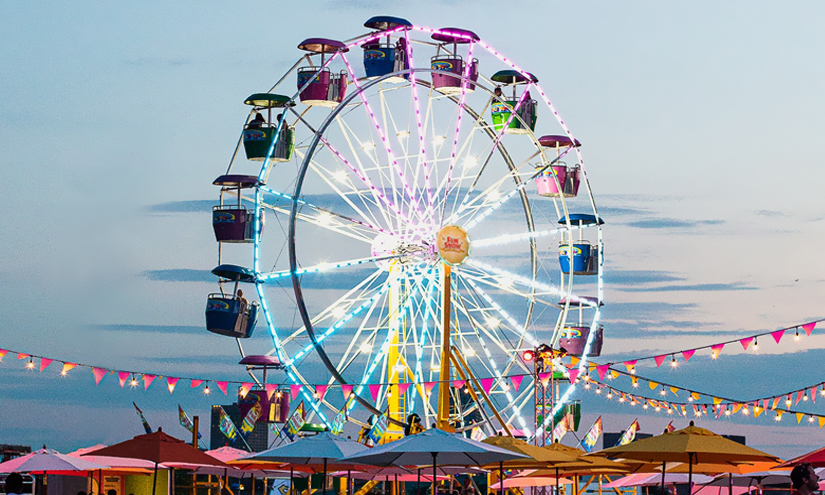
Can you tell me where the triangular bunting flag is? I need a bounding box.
[190,379,203,388]
[803,322,817,336]
[240,382,253,397]
[623,360,637,372]
[0,349,7,358]
[596,365,609,381]
[713,397,722,405]
[763,399,769,411]
[649,381,659,390]
[538,372,552,386]
[423,381,437,395]
[771,329,785,344]
[316,385,328,401]
[480,377,495,394]
[61,362,76,374]
[167,377,179,394]
[570,356,580,366]
[39,358,52,372]
[732,403,743,414]
[452,380,466,389]
[796,390,805,405]
[654,355,667,367]
[216,381,228,395]
[17,353,30,360]
[341,384,354,399]
[92,367,107,385]
[812,387,818,404]
[739,337,753,350]
[290,384,302,400]
[670,386,680,396]
[397,382,411,395]
[682,349,696,362]
[691,392,701,401]
[266,383,278,400]
[771,397,780,409]
[711,344,725,358]
[567,369,579,384]
[631,376,638,387]
[118,371,130,388]
[819,417,825,428]
[368,384,381,401]
[143,374,156,390]
[797,412,804,424]
[754,406,763,418]
[610,370,620,379]
[509,375,524,392]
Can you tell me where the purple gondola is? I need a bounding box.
[212,175,261,243]
[297,38,349,107]
[430,28,480,93]
[535,135,582,198]
[237,355,289,423]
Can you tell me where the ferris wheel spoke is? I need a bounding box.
[259,254,411,282]
[461,260,562,299]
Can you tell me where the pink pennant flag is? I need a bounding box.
[682,349,696,362]
[216,381,229,395]
[452,380,466,389]
[167,377,179,394]
[423,381,437,395]
[240,382,254,397]
[803,322,817,336]
[17,353,30,360]
[290,384,302,400]
[341,384,353,399]
[92,367,107,385]
[711,344,725,357]
[316,385,328,401]
[368,384,381,401]
[538,372,552,386]
[509,375,524,392]
[480,377,495,395]
[812,387,818,404]
[796,390,805,405]
[0,349,8,358]
[191,379,204,388]
[39,358,53,372]
[397,383,411,395]
[118,371,130,388]
[763,399,770,411]
[771,330,785,344]
[654,355,667,367]
[265,384,278,400]
[739,337,754,350]
[623,360,637,372]
[596,365,609,381]
[567,369,579,384]
[143,374,156,390]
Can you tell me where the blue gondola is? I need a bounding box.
[362,16,412,81]
[205,265,259,338]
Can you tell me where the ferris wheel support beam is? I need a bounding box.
[437,263,453,431]
[450,348,512,436]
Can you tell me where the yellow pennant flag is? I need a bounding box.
[588,362,597,373]
[610,370,619,379]
[570,356,581,367]
[754,406,763,418]
[777,411,784,421]
[771,397,781,410]
[713,397,722,405]
[797,413,805,424]
[691,392,701,401]
[732,403,743,414]
[649,381,659,390]
[631,377,639,387]
[819,417,825,428]
[670,386,680,396]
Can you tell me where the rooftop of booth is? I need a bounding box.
[431,27,480,44]
[213,174,259,188]
[239,355,283,367]
[539,134,582,148]
[211,264,258,282]
[491,70,538,85]
[557,214,605,226]
[299,423,328,433]
[297,38,349,53]
[363,15,412,31]
[244,93,294,108]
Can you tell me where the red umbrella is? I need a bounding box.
[776,446,825,468]
[84,428,228,495]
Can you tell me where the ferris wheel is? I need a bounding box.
[206,16,605,440]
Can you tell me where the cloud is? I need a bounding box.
[623,218,725,229]
[88,323,204,335]
[619,282,757,292]
[605,269,685,286]
[141,269,214,283]
[755,210,786,218]
[145,200,214,214]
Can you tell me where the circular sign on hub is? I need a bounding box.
[437,225,470,265]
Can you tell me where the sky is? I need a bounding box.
[0,1,824,460]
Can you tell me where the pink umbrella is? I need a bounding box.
[492,476,573,489]
[206,447,252,463]
[68,445,157,470]
[0,449,108,474]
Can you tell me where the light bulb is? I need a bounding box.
[26,359,35,370]
[753,338,759,351]
[810,416,816,423]
[204,384,211,395]
[795,330,801,342]
[670,356,678,368]
[130,377,138,388]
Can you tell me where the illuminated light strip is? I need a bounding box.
[252,188,330,426]
[403,29,434,218]
[410,273,438,407]
[259,254,405,281]
[340,53,424,224]
[461,276,538,348]
[441,41,476,216]
[454,275,531,436]
[464,259,566,300]
[347,266,433,414]
[259,185,398,239]
[344,25,409,50]
[472,223,588,248]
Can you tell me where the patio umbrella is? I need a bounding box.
[340,428,526,495]
[603,473,715,488]
[0,448,109,474]
[244,431,369,495]
[481,436,582,495]
[594,422,780,495]
[518,444,630,495]
[69,444,156,493]
[86,428,228,495]
[776,445,825,468]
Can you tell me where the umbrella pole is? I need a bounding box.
[252,474,256,495]
[324,459,328,495]
[688,454,693,495]
[432,453,438,495]
[290,467,294,495]
[661,462,665,495]
[99,469,103,495]
[417,469,421,495]
[555,467,559,495]
[728,474,732,495]
[152,462,160,495]
[348,469,352,495]
[499,462,504,495]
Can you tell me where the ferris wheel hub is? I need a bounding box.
[436,225,470,266]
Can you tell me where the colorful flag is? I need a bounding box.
[367,414,389,445]
[218,406,239,442]
[283,402,305,440]
[664,420,675,433]
[330,407,347,436]
[178,405,202,439]
[133,402,152,434]
[551,416,569,443]
[240,401,262,438]
[617,419,640,446]
[581,416,602,453]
